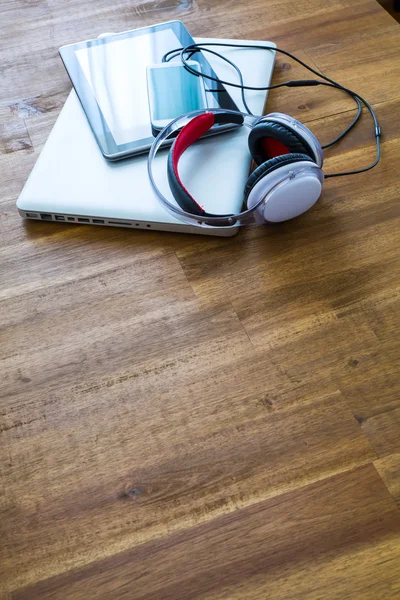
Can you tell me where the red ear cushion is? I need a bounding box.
[244,153,314,202]
[248,120,314,165]
[262,138,291,158]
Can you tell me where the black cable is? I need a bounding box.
[164,46,253,114]
[164,44,367,158]
[162,42,381,178]
[164,45,363,142]
[321,95,362,149]
[169,45,366,142]
[324,90,381,178]
[189,46,253,115]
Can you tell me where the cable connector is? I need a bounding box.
[286,80,321,87]
[375,126,381,138]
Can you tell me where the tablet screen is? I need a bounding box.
[75,29,181,145]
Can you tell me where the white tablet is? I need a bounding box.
[59,21,239,160]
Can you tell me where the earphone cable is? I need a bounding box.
[164,45,363,146]
[162,42,381,178]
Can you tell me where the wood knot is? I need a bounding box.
[348,359,359,367]
[126,486,144,499]
[260,396,274,409]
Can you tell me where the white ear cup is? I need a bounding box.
[247,161,324,222]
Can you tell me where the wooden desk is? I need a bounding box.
[1,1,400,597]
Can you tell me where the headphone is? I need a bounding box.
[167,110,325,224]
[147,43,381,228]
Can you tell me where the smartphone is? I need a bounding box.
[146,61,208,133]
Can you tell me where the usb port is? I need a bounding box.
[67,217,75,221]
[55,215,65,221]
[77,218,90,223]
[40,214,52,220]
[26,213,38,218]
[92,219,104,224]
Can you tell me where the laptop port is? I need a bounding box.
[40,214,52,220]
[55,215,65,221]
[77,218,90,223]
[92,219,104,224]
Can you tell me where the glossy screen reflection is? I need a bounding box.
[75,29,182,145]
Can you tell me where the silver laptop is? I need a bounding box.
[17,37,276,237]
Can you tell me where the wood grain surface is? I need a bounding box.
[1,0,400,597]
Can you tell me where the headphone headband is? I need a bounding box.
[167,112,245,216]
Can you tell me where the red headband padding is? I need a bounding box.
[262,137,291,158]
[168,113,215,214]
